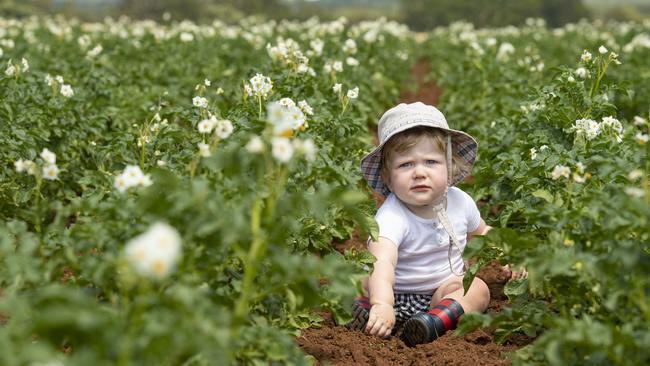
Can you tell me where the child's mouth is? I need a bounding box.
[411,185,430,191]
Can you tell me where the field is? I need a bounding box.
[1,15,649,365]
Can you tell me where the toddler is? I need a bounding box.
[348,102,520,347]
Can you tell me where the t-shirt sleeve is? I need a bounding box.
[462,190,481,233]
[374,203,407,248]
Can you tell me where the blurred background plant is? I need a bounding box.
[2,0,649,27]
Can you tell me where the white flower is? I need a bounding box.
[5,63,15,76]
[138,174,153,187]
[272,137,294,163]
[246,136,265,153]
[298,100,313,116]
[78,34,91,48]
[294,138,317,161]
[197,142,210,157]
[575,162,585,174]
[248,73,273,99]
[197,117,216,134]
[192,96,208,108]
[635,133,649,145]
[568,75,575,83]
[598,45,608,54]
[310,39,324,55]
[267,101,306,136]
[40,148,56,164]
[625,187,645,198]
[574,118,601,140]
[42,164,59,180]
[346,57,359,66]
[60,84,74,98]
[529,147,537,160]
[215,119,234,139]
[633,116,647,126]
[21,58,29,72]
[204,78,211,86]
[581,50,592,62]
[86,44,103,58]
[14,159,26,173]
[157,160,166,167]
[572,173,586,183]
[347,87,359,99]
[123,165,144,185]
[216,87,224,95]
[113,165,153,192]
[279,97,296,108]
[551,165,571,180]
[125,222,182,280]
[114,175,129,193]
[496,42,514,60]
[342,38,357,54]
[628,169,643,181]
[15,159,37,175]
[575,67,589,79]
[332,61,343,72]
[179,32,194,42]
[333,83,342,93]
[601,116,623,134]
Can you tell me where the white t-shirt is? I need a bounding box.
[374,187,481,294]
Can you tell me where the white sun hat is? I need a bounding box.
[360,102,478,197]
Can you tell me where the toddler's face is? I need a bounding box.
[385,136,448,218]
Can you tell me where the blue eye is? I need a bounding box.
[399,162,413,168]
[426,160,438,165]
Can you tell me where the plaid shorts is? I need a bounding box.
[393,293,433,330]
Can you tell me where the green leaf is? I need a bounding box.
[532,189,553,203]
[504,279,529,301]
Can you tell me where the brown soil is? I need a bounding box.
[297,260,529,366]
[296,59,532,365]
[399,59,443,107]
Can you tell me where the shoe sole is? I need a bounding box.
[345,302,369,331]
[401,317,432,347]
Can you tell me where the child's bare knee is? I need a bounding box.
[473,278,490,309]
[361,277,370,296]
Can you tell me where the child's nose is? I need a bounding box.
[412,164,426,178]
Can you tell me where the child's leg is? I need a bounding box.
[430,275,490,313]
[401,275,490,346]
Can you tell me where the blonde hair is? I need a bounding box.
[380,126,468,186]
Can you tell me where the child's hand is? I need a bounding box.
[502,264,528,280]
[365,303,395,338]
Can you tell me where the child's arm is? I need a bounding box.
[365,237,398,337]
[467,218,490,240]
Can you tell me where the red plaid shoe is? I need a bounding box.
[400,298,464,347]
[345,296,371,331]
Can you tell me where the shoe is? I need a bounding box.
[345,297,370,331]
[400,298,464,347]
[400,312,440,346]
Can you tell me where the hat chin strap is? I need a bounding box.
[431,134,467,276]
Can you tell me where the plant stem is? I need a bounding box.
[233,197,264,326]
